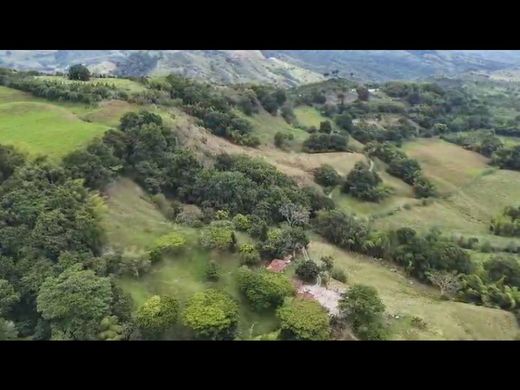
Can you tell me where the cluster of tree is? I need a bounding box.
[490,206,520,238]
[68,64,91,81]
[0,68,128,104]
[365,142,436,198]
[237,267,295,310]
[441,130,504,157]
[302,133,348,153]
[134,288,240,340]
[337,284,387,340]
[274,131,294,149]
[342,161,391,202]
[250,85,287,115]
[460,256,520,314]
[313,164,341,187]
[0,156,141,339]
[492,144,520,171]
[350,118,416,145]
[147,74,260,146]
[314,211,474,282]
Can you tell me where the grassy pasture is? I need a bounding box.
[308,236,519,340]
[402,138,491,194]
[102,178,280,339]
[0,101,109,159]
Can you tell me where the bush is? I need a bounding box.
[342,161,389,202]
[314,164,341,187]
[182,289,239,340]
[303,133,348,153]
[200,220,235,251]
[319,121,333,134]
[135,295,178,338]
[232,214,252,231]
[239,244,261,266]
[295,260,320,283]
[205,260,220,282]
[338,284,387,340]
[274,132,294,149]
[150,232,187,262]
[277,298,331,340]
[237,267,295,310]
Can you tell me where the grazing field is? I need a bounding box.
[309,237,519,340]
[499,135,520,147]
[80,100,139,127]
[245,109,309,147]
[103,178,280,339]
[403,138,491,194]
[375,168,520,249]
[35,75,148,93]
[101,178,177,250]
[0,101,109,159]
[293,106,327,128]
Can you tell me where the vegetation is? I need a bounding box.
[237,267,295,310]
[182,289,239,340]
[338,284,387,340]
[68,64,91,81]
[277,298,331,340]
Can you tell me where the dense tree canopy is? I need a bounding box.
[277,298,331,340]
[182,289,239,340]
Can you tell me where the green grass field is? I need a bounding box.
[103,178,280,339]
[293,106,326,128]
[309,236,519,340]
[403,138,491,194]
[375,159,520,249]
[0,101,109,159]
[244,109,309,149]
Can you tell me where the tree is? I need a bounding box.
[68,64,91,81]
[413,175,436,198]
[237,267,295,310]
[279,203,310,227]
[97,316,125,341]
[205,260,220,281]
[335,113,353,132]
[314,164,341,187]
[338,284,387,340]
[135,295,178,338]
[0,318,17,340]
[484,256,520,288]
[277,298,331,340]
[274,132,294,149]
[183,289,239,340]
[426,271,462,299]
[319,121,333,134]
[199,220,235,251]
[295,260,320,283]
[239,243,261,266]
[259,226,309,259]
[0,144,25,184]
[356,86,370,101]
[342,161,389,202]
[0,279,19,316]
[36,264,112,340]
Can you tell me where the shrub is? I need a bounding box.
[239,244,261,266]
[237,267,295,310]
[150,232,187,262]
[277,298,331,340]
[314,164,341,187]
[232,214,252,231]
[295,260,320,283]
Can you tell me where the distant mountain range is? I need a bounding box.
[2,50,520,85]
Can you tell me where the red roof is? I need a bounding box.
[266,259,290,272]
